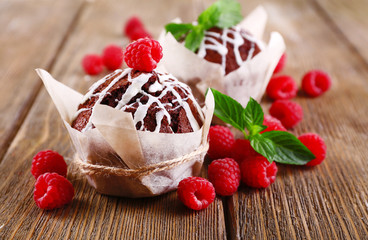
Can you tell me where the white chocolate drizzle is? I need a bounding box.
[74,69,204,133]
[197,27,261,74]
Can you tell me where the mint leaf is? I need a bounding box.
[249,124,267,136]
[262,131,315,165]
[165,23,194,40]
[250,134,276,162]
[211,88,246,133]
[215,0,243,28]
[198,3,220,29]
[243,97,264,130]
[184,25,205,52]
[198,0,242,29]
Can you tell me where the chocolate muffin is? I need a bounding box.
[72,68,204,133]
[197,26,262,75]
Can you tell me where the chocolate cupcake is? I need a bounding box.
[72,69,203,133]
[160,4,285,107]
[37,39,214,197]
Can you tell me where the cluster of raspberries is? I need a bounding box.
[31,150,74,210]
[266,53,332,129]
[82,16,152,75]
[82,44,124,75]
[178,54,329,211]
[178,124,326,210]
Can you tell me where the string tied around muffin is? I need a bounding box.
[72,142,209,179]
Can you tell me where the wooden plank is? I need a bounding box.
[226,0,368,239]
[0,0,226,239]
[0,0,85,161]
[311,0,368,65]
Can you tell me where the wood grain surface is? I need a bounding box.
[313,0,368,65]
[0,0,367,239]
[228,0,368,239]
[0,0,85,161]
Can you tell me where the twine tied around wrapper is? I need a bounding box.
[73,143,209,179]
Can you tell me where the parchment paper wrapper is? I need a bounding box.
[36,69,214,198]
[159,6,286,107]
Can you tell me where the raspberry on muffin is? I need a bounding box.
[72,39,204,133]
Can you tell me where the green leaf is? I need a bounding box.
[211,88,246,133]
[261,131,316,165]
[250,134,276,162]
[215,0,243,28]
[243,97,264,130]
[249,124,267,136]
[198,3,220,29]
[184,25,205,52]
[198,0,242,29]
[165,23,194,40]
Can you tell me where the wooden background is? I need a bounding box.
[0,0,367,239]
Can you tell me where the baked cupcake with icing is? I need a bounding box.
[160,1,285,106]
[72,69,203,134]
[37,39,214,197]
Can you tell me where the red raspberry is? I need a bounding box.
[207,125,235,159]
[124,38,163,72]
[260,115,287,134]
[273,53,286,74]
[102,45,123,70]
[240,155,278,188]
[298,133,326,166]
[269,100,303,129]
[124,16,152,41]
[81,54,104,75]
[208,158,240,196]
[230,139,259,164]
[266,75,297,100]
[302,70,332,97]
[177,177,215,210]
[34,173,74,210]
[31,150,67,179]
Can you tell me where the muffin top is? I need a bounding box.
[197,27,262,75]
[72,68,204,133]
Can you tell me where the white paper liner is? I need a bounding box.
[36,69,214,197]
[159,6,286,107]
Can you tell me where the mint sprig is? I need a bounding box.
[165,0,242,52]
[210,88,315,165]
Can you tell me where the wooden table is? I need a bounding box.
[1,0,367,239]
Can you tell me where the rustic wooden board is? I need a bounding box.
[226,0,368,239]
[1,0,368,239]
[312,0,368,65]
[0,0,85,161]
[0,0,226,239]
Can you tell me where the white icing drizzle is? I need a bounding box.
[72,107,89,120]
[75,68,204,133]
[148,81,164,92]
[80,69,131,131]
[197,27,261,73]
